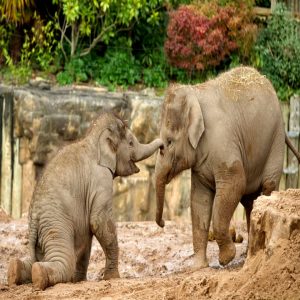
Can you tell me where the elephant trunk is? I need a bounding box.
[134,138,163,162]
[155,155,167,228]
[155,175,166,228]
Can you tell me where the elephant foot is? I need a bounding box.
[219,241,236,266]
[103,269,120,280]
[193,253,209,269]
[73,272,87,283]
[32,262,49,291]
[7,258,23,286]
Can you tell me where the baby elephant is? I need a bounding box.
[8,111,163,290]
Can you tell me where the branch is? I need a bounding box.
[71,22,80,57]
[79,22,117,57]
[61,20,72,46]
[79,19,136,57]
[57,18,72,61]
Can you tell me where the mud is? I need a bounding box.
[0,190,299,300]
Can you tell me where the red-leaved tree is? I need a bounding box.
[164,2,256,73]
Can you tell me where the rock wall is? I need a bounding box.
[0,84,191,221]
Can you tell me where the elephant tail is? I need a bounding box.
[285,132,300,163]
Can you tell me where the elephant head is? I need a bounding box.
[89,112,163,177]
[155,86,204,227]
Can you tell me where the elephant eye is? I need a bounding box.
[129,140,134,147]
[167,138,172,147]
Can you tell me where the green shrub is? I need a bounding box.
[168,67,190,83]
[66,58,89,82]
[0,64,32,85]
[56,71,74,85]
[136,47,168,88]
[21,14,59,71]
[254,3,300,100]
[255,0,270,7]
[56,56,96,85]
[143,65,167,88]
[0,13,60,84]
[132,8,167,67]
[96,48,141,89]
[0,23,14,66]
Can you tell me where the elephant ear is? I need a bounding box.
[187,92,205,149]
[97,125,119,174]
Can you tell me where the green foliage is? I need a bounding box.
[130,4,170,87]
[54,0,165,59]
[169,0,193,8]
[56,70,73,85]
[135,44,168,88]
[254,4,300,100]
[217,0,255,7]
[168,65,217,84]
[55,37,143,89]
[143,65,167,88]
[56,56,94,85]
[96,47,141,90]
[0,21,33,84]
[132,10,167,65]
[0,64,32,85]
[168,67,190,82]
[255,0,270,7]
[21,14,60,71]
[0,0,35,24]
[0,23,14,66]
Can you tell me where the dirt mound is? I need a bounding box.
[221,189,300,300]
[193,189,300,300]
[0,189,299,299]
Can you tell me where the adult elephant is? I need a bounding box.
[8,111,163,290]
[155,66,300,268]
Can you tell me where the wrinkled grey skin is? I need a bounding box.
[155,67,287,268]
[8,112,163,290]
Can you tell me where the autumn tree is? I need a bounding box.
[164,1,257,74]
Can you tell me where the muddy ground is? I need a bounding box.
[0,190,299,300]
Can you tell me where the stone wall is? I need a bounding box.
[0,84,191,221]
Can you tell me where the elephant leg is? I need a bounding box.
[31,234,76,290]
[8,237,44,286]
[74,241,92,282]
[191,172,215,268]
[90,211,120,280]
[262,131,284,196]
[7,258,33,286]
[240,190,261,233]
[262,178,278,196]
[213,162,246,266]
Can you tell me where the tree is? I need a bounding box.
[164,1,257,75]
[255,3,300,100]
[0,0,36,63]
[54,0,164,60]
[0,0,35,24]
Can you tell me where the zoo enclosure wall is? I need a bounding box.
[0,86,299,222]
